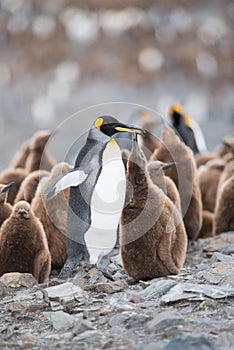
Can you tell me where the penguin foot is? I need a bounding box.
[59,253,87,279]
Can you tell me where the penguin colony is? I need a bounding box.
[0,108,233,283]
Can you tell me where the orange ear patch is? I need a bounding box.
[183,114,192,128]
[168,103,183,117]
[95,117,104,131]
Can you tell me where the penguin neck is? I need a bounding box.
[88,126,111,144]
[172,112,181,126]
[127,150,148,204]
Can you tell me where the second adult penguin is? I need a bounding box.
[45,116,142,278]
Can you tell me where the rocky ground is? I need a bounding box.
[0,1,234,348]
[0,232,234,350]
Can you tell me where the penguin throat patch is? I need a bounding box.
[183,115,192,128]
[95,118,104,131]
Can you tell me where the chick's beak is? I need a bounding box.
[1,182,14,194]
[162,162,176,171]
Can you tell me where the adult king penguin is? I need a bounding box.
[45,116,142,278]
[168,103,207,154]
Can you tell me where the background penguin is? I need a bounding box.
[195,136,234,168]
[151,124,202,240]
[10,139,30,169]
[197,210,214,239]
[213,170,234,235]
[138,111,160,158]
[147,160,181,213]
[216,136,234,158]
[119,133,187,281]
[217,141,234,190]
[25,130,56,172]
[45,116,142,279]
[198,159,225,212]
[0,201,51,283]
[0,182,14,227]
[168,103,207,154]
[0,168,28,205]
[195,152,217,168]
[32,163,71,270]
[14,170,50,204]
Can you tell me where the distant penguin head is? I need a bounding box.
[0,182,14,204]
[94,116,143,137]
[168,103,184,123]
[13,201,31,219]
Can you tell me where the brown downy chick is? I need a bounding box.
[9,139,30,169]
[217,140,234,189]
[0,168,28,204]
[198,159,225,212]
[14,170,50,204]
[147,160,181,213]
[25,130,56,172]
[213,170,234,235]
[120,134,187,281]
[195,152,217,168]
[0,201,51,283]
[31,162,71,269]
[216,136,234,158]
[197,211,214,239]
[139,111,160,157]
[195,136,234,168]
[0,182,14,227]
[151,124,202,240]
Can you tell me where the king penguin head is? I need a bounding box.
[94,116,143,137]
[168,104,192,129]
[168,103,184,124]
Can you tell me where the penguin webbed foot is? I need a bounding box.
[59,253,88,279]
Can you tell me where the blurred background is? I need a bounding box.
[0,0,234,170]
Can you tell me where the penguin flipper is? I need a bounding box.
[44,168,88,199]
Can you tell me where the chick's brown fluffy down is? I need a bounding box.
[0,201,51,283]
[120,183,187,281]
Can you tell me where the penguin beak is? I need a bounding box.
[162,162,176,171]
[18,209,27,217]
[132,132,145,156]
[1,181,14,193]
[115,124,144,137]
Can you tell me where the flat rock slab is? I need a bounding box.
[44,310,77,331]
[0,273,38,288]
[162,282,234,303]
[140,279,176,299]
[163,335,215,350]
[200,232,234,253]
[43,282,83,303]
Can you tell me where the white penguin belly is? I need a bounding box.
[85,139,126,264]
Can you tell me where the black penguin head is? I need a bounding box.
[168,103,184,126]
[94,116,143,137]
